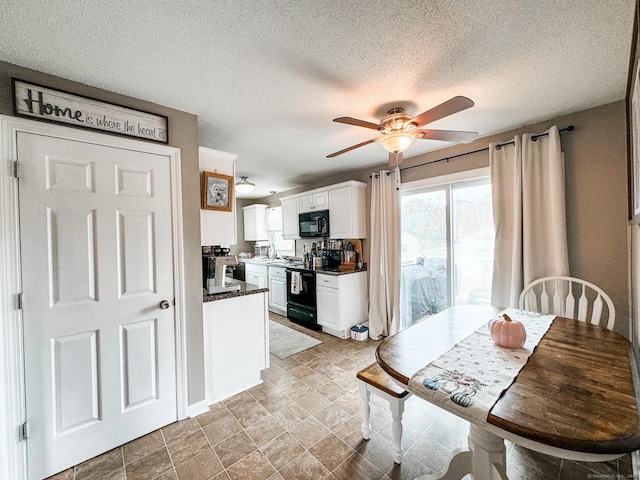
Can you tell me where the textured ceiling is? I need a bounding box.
[0,1,635,197]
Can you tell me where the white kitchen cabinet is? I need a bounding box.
[328,183,366,239]
[268,266,287,315]
[280,181,366,240]
[203,292,269,404]
[281,196,300,239]
[316,271,368,338]
[266,206,283,232]
[245,262,268,288]
[298,191,328,213]
[316,285,340,329]
[243,204,268,241]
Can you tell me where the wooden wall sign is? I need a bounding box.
[12,78,168,143]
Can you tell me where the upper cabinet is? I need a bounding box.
[266,206,283,232]
[298,191,328,213]
[280,181,367,239]
[243,204,268,241]
[281,197,300,239]
[199,147,238,246]
[328,184,366,239]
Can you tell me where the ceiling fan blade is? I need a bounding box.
[327,138,376,158]
[415,129,478,143]
[389,151,403,166]
[409,96,475,128]
[333,117,381,130]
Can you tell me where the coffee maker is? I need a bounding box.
[202,253,217,291]
[202,254,239,294]
[202,245,232,291]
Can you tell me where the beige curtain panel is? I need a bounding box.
[368,167,402,339]
[490,125,569,308]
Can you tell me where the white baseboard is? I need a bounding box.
[268,306,286,316]
[206,379,264,406]
[186,400,209,418]
[632,344,640,479]
[321,325,350,339]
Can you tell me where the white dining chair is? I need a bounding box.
[519,276,615,331]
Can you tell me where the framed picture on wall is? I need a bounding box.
[628,4,640,223]
[201,171,233,212]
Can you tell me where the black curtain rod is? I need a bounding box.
[399,125,575,173]
[494,125,575,150]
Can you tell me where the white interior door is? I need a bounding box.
[18,131,178,479]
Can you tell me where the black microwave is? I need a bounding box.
[299,210,329,237]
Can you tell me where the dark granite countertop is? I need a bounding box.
[203,281,269,302]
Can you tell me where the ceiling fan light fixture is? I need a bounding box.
[379,132,416,154]
[235,176,255,194]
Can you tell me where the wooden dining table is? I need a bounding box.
[376,304,640,480]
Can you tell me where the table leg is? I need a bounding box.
[358,382,371,440]
[469,424,507,480]
[414,425,507,480]
[390,396,405,464]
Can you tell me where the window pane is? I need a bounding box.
[452,182,494,306]
[400,189,448,328]
[400,177,494,330]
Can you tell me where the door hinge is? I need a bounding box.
[20,422,27,440]
[13,160,19,178]
[17,293,23,310]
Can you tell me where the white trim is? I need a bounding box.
[186,400,210,419]
[169,148,188,421]
[401,166,490,192]
[0,115,188,479]
[198,146,239,162]
[206,379,264,406]
[0,117,27,480]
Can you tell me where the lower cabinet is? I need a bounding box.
[316,271,368,338]
[203,292,269,404]
[268,266,287,315]
[245,263,268,288]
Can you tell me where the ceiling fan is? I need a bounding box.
[327,96,478,166]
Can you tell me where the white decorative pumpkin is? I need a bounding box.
[490,314,526,349]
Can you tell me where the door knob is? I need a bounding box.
[159,300,170,309]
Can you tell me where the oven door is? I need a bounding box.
[286,269,316,307]
[286,269,320,330]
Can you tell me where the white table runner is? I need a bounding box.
[407,308,556,426]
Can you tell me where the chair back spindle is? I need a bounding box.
[519,276,615,331]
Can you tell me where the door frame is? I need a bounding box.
[0,115,188,480]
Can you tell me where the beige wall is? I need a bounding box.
[256,100,631,337]
[229,197,257,256]
[0,61,207,406]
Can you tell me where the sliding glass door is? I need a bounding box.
[400,177,494,328]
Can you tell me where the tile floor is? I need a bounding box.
[48,313,634,480]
